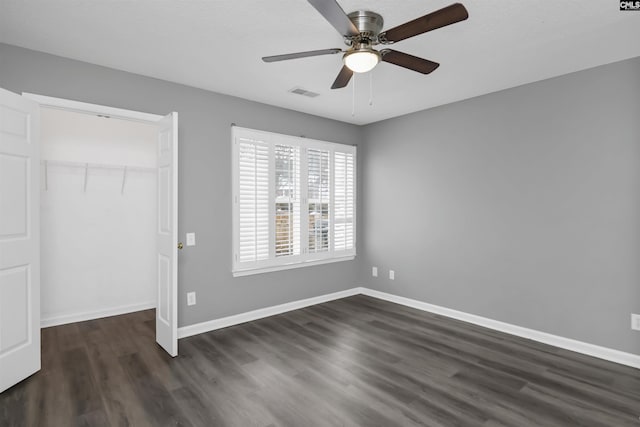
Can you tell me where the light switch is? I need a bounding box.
[186,232,196,246]
[389,270,395,280]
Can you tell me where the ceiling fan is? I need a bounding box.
[262,0,469,89]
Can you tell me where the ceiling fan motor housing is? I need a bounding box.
[347,11,384,43]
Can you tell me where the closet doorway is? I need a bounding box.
[29,93,180,360]
[40,108,158,327]
[0,89,179,393]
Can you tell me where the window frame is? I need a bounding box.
[232,126,356,277]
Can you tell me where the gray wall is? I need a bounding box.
[3,42,638,355]
[0,43,363,328]
[360,56,640,355]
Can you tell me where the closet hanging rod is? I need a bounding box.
[41,159,155,173]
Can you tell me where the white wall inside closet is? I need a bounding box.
[40,108,157,326]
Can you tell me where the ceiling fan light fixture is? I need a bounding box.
[343,49,380,73]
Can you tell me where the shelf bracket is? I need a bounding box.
[121,166,128,194]
[83,163,89,193]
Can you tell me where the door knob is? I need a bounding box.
[178,242,184,250]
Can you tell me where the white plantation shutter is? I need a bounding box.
[237,138,270,264]
[333,150,355,254]
[274,144,301,258]
[307,148,330,254]
[233,126,356,275]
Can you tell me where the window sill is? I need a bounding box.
[233,255,356,277]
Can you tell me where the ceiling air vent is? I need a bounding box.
[288,87,320,98]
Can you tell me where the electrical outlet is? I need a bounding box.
[632,314,640,331]
[186,232,196,246]
[187,292,196,306]
[372,266,378,277]
[389,270,395,280]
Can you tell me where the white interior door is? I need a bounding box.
[0,88,40,392]
[155,112,178,357]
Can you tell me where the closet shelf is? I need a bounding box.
[42,160,155,193]
[41,159,155,173]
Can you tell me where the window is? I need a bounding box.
[232,126,356,276]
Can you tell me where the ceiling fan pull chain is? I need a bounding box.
[352,73,356,117]
[369,72,374,106]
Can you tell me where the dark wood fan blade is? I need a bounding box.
[379,3,468,43]
[380,49,440,74]
[308,0,359,37]
[262,48,342,63]
[331,65,353,89]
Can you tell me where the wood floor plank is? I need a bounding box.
[118,352,193,427]
[1,296,640,426]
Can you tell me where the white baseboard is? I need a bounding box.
[175,286,640,369]
[41,301,156,328]
[359,288,640,370]
[178,288,362,339]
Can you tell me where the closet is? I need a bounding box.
[1,89,179,393]
[40,108,158,326]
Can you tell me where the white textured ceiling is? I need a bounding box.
[1,1,639,125]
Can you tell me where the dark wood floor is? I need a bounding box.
[1,295,639,426]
